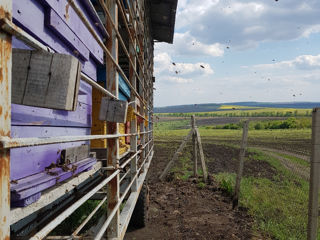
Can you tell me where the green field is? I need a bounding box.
[154,112,313,239]
[156,106,312,118]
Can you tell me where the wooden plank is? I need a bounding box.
[191,115,198,177]
[159,130,193,181]
[60,145,89,164]
[20,50,52,106]
[11,49,30,104]
[47,51,81,111]
[307,108,320,240]
[233,120,249,209]
[12,49,81,111]
[195,128,208,182]
[99,98,128,123]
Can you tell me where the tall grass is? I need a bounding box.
[215,150,309,240]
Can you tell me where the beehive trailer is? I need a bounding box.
[0,0,177,239]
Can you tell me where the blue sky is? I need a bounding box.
[153,0,320,107]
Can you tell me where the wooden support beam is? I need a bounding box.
[307,108,320,240]
[233,120,249,209]
[0,0,12,238]
[105,0,120,238]
[194,128,208,182]
[159,130,192,182]
[138,0,146,174]
[129,10,138,192]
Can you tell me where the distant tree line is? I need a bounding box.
[208,117,311,130]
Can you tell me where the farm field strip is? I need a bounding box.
[156,107,312,118]
[153,114,313,239]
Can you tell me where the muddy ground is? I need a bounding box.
[125,142,275,240]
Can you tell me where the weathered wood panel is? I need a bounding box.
[12,49,81,111]
[99,98,128,123]
[60,145,90,164]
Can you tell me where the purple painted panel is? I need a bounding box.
[38,0,104,63]
[12,0,97,80]
[47,9,90,61]
[12,37,32,50]
[81,0,108,38]
[9,0,105,203]
[11,158,96,207]
[12,193,41,208]
[11,101,91,127]
[11,126,90,180]
[78,80,93,106]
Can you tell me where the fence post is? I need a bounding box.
[233,120,249,208]
[191,115,198,177]
[195,128,208,182]
[307,108,320,240]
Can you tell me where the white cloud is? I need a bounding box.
[175,0,320,49]
[166,77,193,84]
[254,54,320,70]
[156,32,224,57]
[154,51,214,82]
[153,0,320,106]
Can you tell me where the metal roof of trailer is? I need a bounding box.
[150,0,178,43]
